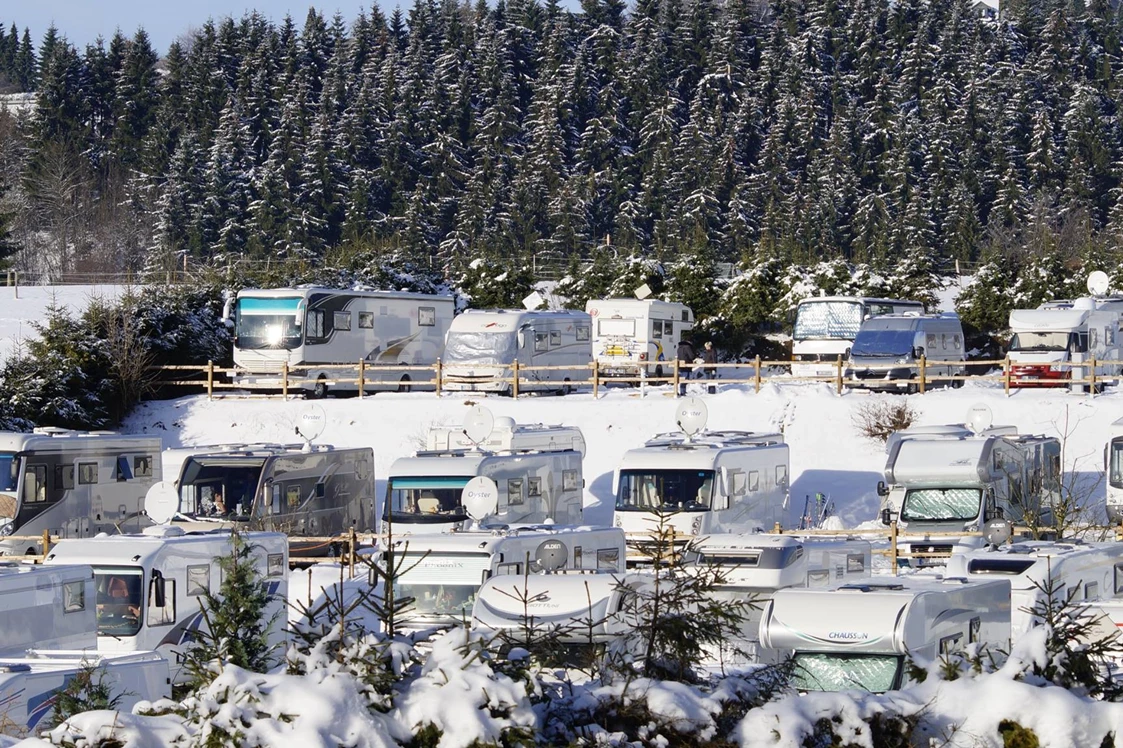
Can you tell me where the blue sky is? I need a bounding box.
[9,2,386,53]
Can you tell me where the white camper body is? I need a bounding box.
[385,419,586,534]
[845,313,966,392]
[0,650,170,734]
[791,297,925,378]
[692,534,873,664]
[0,430,163,556]
[442,310,593,393]
[612,431,789,542]
[1007,301,1123,389]
[232,287,455,396]
[759,578,1011,692]
[43,528,288,684]
[880,424,1061,563]
[946,541,1123,641]
[387,526,626,630]
[168,443,375,554]
[1106,417,1123,522]
[584,298,694,378]
[0,564,97,655]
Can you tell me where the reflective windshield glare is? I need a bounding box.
[901,488,981,522]
[793,653,901,692]
[793,302,863,340]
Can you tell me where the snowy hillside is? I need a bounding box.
[0,285,127,363]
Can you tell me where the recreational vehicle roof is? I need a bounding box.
[856,313,961,331]
[885,424,1018,455]
[0,431,161,454]
[236,286,455,304]
[447,309,590,333]
[426,420,586,456]
[386,525,619,554]
[796,296,924,307]
[44,529,288,568]
[1008,309,1092,331]
[584,298,694,320]
[946,541,1123,586]
[642,431,785,449]
[886,437,996,486]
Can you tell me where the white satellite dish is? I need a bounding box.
[982,518,1013,547]
[461,476,500,521]
[965,403,993,435]
[676,397,709,437]
[462,405,495,447]
[534,539,568,571]
[144,482,181,525]
[522,290,545,310]
[634,283,652,300]
[296,405,327,442]
[1088,270,1110,297]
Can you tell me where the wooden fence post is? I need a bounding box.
[282,361,289,398]
[1003,356,1011,396]
[1089,357,1098,396]
[206,360,214,400]
[835,355,843,395]
[41,529,51,559]
[358,359,366,398]
[592,360,600,399]
[435,358,443,398]
[672,358,680,397]
[918,355,926,394]
[754,355,762,393]
[512,359,520,399]
[348,527,357,578]
[889,521,899,576]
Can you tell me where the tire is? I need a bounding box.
[25,548,35,557]
[311,376,328,399]
[397,375,412,393]
[655,365,664,379]
[905,378,918,395]
[563,377,573,395]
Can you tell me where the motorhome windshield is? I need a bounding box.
[386,476,471,523]
[1110,440,1123,489]
[94,568,144,637]
[851,330,915,358]
[793,653,901,692]
[443,331,518,366]
[0,453,17,494]
[616,469,714,512]
[793,301,863,340]
[235,297,304,350]
[178,458,265,517]
[901,488,981,522]
[1008,331,1074,353]
[396,582,479,620]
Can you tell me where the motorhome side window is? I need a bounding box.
[576,326,590,341]
[938,633,962,655]
[334,311,351,331]
[63,581,85,613]
[562,470,579,491]
[187,565,210,596]
[847,554,865,573]
[287,485,301,508]
[927,334,937,349]
[148,579,175,626]
[527,477,542,497]
[549,330,561,347]
[359,312,374,329]
[418,307,436,327]
[664,320,673,336]
[268,554,285,577]
[1090,327,1099,349]
[133,455,153,478]
[308,310,325,338]
[969,617,981,643]
[78,462,98,485]
[507,479,524,505]
[54,464,74,491]
[1115,563,1123,595]
[597,547,620,570]
[1085,582,1099,600]
[652,320,663,339]
[748,470,760,491]
[534,333,548,352]
[776,465,788,487]
[23,464,46,503]
[115,455,133,482]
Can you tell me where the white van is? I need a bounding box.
[442,309,592,393]
[845,312,966,392]
[585,298,693,378]
[0,564,97,655]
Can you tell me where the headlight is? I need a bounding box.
[0,522,13,537]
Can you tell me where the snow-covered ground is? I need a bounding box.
[0,284,128,363]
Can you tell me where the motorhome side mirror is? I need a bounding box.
[876,480,889,497]
[152,572,166,609]
[880,507,895,525]
[913,346,924,359]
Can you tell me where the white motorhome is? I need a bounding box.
[232,287,456,396]
[946,540,1123,641]
[386,526,626,631]
[1008,301,1123,390]
[879,421,1061,563]
[0,564,97,656]
[691,534,872,664]
[1106,417,1123,522]
[384,418,586,534]
[0,650,169,734]
[845,312,966,392]
[0,430,163,556]
[442,309,592,394]
[43,527,288,684]
[759,578,1012,692]
[167,443,375,555]
[791,296,925,378]
[584,298,693,378]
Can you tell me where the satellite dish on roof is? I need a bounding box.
[534,539,568,571]
[676,397,709,437]
[1088,270,1110,297]
[461,476,500,521]
[634,284,652,300]
[522,290,545,310]
[965,403,993,435]
[296,405,327,444]
[144,482,180,525]
[983,518,1012,547]
[463,406,495,447]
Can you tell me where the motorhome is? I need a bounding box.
[1106,417,1123,522]
[43,527,288,684]
[0,650,169,734]
[946,540,1123,641]
[758,578,1012,692]
[442,309,593,394]
[845,312,966,392]
[584,298,693,379]
[167,443,375,555]
[692,534,872,664]
[1007,301,1123,390]
[384,418,586,534]
[879,420,1061,563]
[0,564,97,655]
[386,526,626,631]
[0,430,163,556]
[231,287,456,396]
[791,296,925,378]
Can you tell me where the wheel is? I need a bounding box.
[25,547,35,556]
[655,365,664,379]
[905,378,918,395]
[397,375,412,393]
[311,376,328,399]
[562,377,573,395]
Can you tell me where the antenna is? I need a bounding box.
[1087,270,1110,297]
[461,476,500,521]
[144,482,181,525]
[634,283,652,300]
[965,403,993,435]
[675,397,709,439]
[534,539,568,572]
[294,405,327,452]
[522,290,546,310]
[462,405,495,449]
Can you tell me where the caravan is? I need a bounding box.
[0,430,163,556]
[791,296,925,378]
[232,287,456,396]
[0,564,97,655]
[759,578,1011,692]
[845,313,966,392]
[442,309,592,393]
[585,298,693,378]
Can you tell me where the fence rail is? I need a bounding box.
[151,355,1119,399]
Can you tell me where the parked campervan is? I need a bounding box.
[1106,417,1123,522]
[0,429,163,556]
[1008,301,1123,390]
[166,443,374,555]
[585,298,693,378]
[0,651,169,734]
[691,534,872,663]
[845,312,966,392]
[0,564,97,655]
[384,415,586,534]
[43,527,288,684]
[792,296,925,378]
[442,309,592,394]
[759,578,1012,692]
[231,287,456,396]
[386,526,626,631]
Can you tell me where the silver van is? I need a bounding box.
[845,313,966,392]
